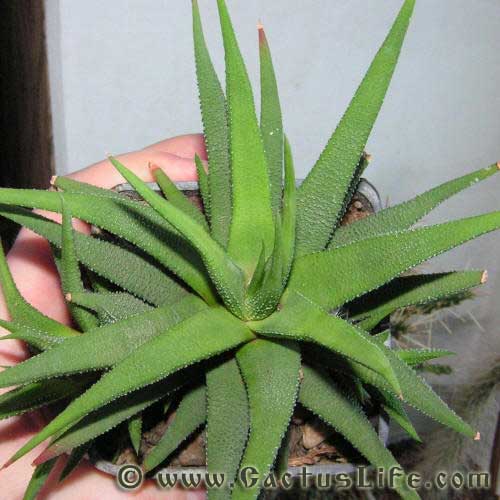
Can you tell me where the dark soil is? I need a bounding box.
[340,192,374,226]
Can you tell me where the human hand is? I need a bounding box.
[0,134,207,500]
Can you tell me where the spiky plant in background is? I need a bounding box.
[388,288,478,375]
[0,0,499,499]
[407,357,500,500]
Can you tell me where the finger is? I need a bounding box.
[70,150,197,189]
[0,411,53,499]
[0,408,206,500]
[37,456,205,500]
[145,133,208,161]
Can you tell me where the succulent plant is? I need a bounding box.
[0,0,498,499]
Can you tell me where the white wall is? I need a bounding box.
[45,1,500,392]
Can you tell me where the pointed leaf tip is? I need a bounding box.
[296,0,415,254]
[1,458,13,470]
[33,449,52,466]
[257,21,265,42]
[259,15,283,220]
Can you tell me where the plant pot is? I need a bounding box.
[86,177,391,481]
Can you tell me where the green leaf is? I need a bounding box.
[143,384,207,472]
[0,186,216,303]
[344,345,475,437]
[0,239,78,339]
[397,348,454,367]
[299,365,419,500]
[383,405,420,442]
[281,136,296,281]
[0,205,187,307]
[351,271,485,330]
[216,0,274,274]
[128,413,143,455]
[275,427,291,479]
[233,339,300,500]
[330,163,500,248]
[296,0,415,255]
[152,166,209,230]
[245,217,285,319]
[288,212,500,311]
[195,155,212,221]
[0,377,89,420]
[88,271,116,294]
[38,377,182,463]
[60,198,98,331]
[246,242,267,297]
[419,364,452,375]
[110,157,248,317]
[250,291,402,396]
[23,458,58,500]
[192,0,231,246]
[58,443,91,482]
[206,358,249,500]
[0,296,206,388]
[7,307,254,465]
[259,24,283,215]
[374,329,390,344]
[0,320,65,351]
[67,291,152,325]
[370,387,421,442]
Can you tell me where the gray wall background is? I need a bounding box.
[45,0,499,435]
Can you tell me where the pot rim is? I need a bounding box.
[114,178,383,213]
